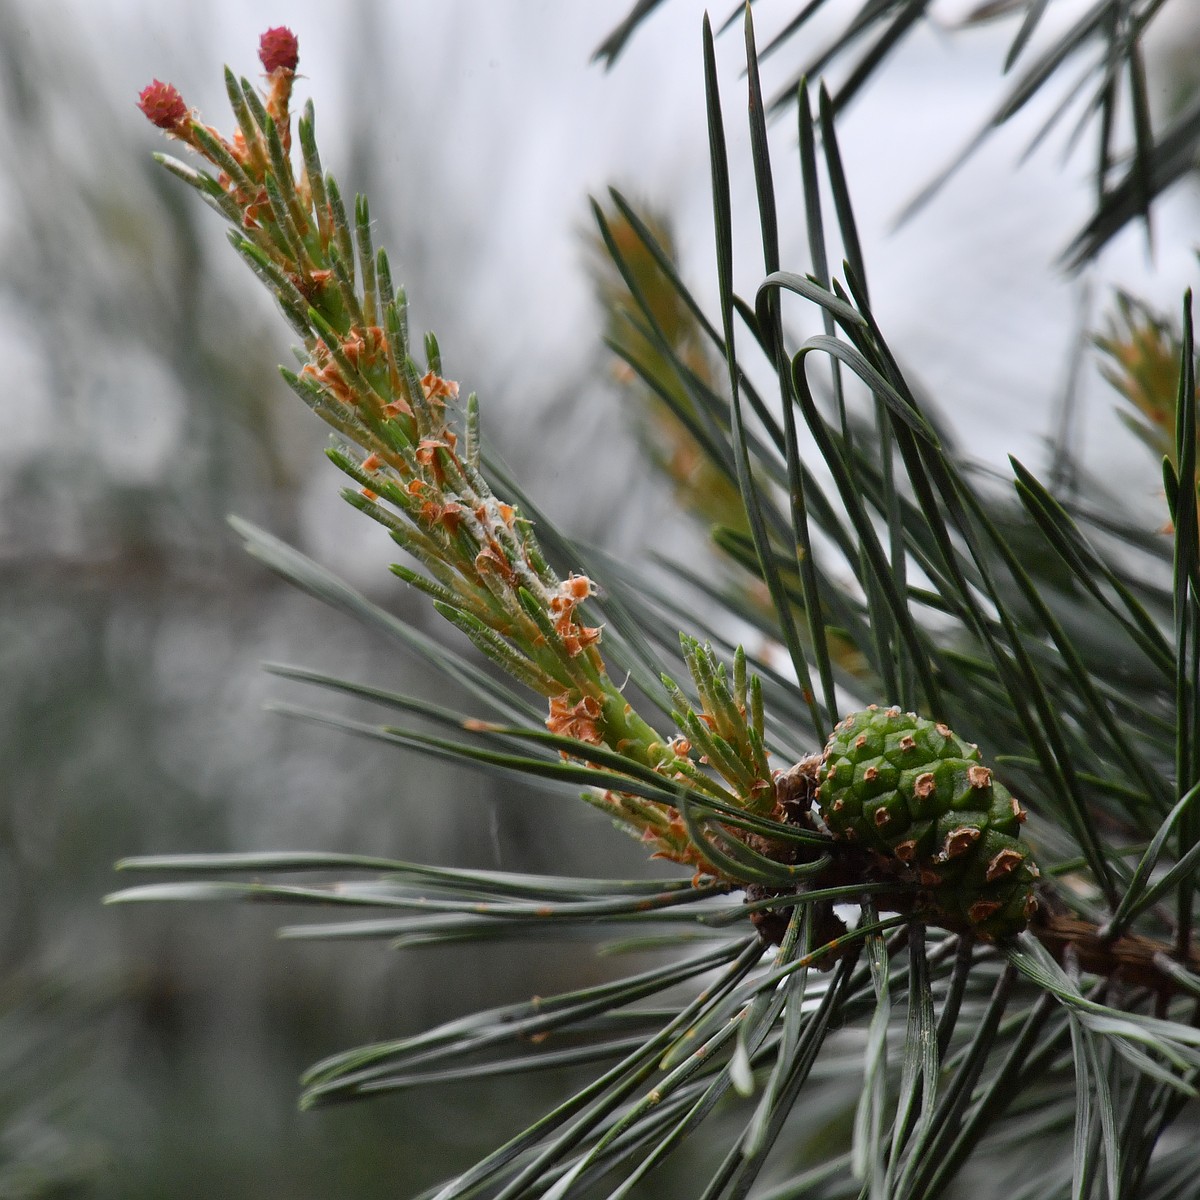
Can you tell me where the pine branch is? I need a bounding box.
[121,17,1200,1200]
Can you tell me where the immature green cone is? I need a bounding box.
[816,707,1040,940]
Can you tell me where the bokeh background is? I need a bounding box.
[3,0,1199,1195]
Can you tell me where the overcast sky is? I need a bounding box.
[19,0,1200,557]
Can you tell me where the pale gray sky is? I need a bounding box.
[24,0,1200,564]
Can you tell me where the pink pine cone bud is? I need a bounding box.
[137,79,188,129]
[259,26,299,74]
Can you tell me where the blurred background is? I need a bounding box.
[2,0,1199,1195]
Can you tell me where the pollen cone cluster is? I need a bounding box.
[817,707,1040,940]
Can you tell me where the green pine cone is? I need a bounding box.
[815,707,1040,940]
